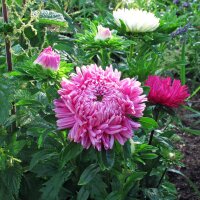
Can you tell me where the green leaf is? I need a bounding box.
[105,191,121,200]
[143,86,150,96]
[78,164,100,186]
[0,164,22,199]
[182,127,200,135]
[97,149,115,170]
[41,168,74,200]
[29,150,58,170]
[10,139,26,155]
[0,78,12,124]
[139,117,158,131]
[87,174,107,199]
[15,99,43,107]
[60,142,83,167]
[77,187,90,200]
[122,172,146,198]
[33,10,68,27]
[144,188,161,200]
[140,153,158,160]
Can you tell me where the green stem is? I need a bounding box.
[157,168,167,188]
[180,39,186,85]
[148,106,160,145]
[100,48,110,69]
[128,43,134,64]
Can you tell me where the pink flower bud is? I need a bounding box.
[95,25,112,41]
[34,46,60,71]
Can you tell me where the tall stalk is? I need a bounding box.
[148,106,160,145]
[180,39,186,85]
[2,0,12,71]
[2,0,16,133]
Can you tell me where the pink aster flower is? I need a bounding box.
[34,46,60,70]
[54,64,146,151]
[145,75,190,108]
[95,25,112,41]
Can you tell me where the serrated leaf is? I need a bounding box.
[0,164,22,199]
[33,10,68,27]
[0,78,12,124]
[41,168,74,200]
[78,164,100,185]
[29,150,58,170]
[61,142,83,167]
[122,172,146,198]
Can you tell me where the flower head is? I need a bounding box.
[113,9,159,32]
[145,76,189,108]
[173,0,180,4]
[95,25,112,41]
[34,46,60,70]
[171,23,190,38]
[54,64,146,151]
[183,2,190,7]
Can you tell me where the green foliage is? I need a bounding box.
[0,76,12,124]
[34,10,68,28]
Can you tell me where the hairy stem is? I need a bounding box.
[2,0,12,71]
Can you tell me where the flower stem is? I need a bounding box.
[148,130,155,145]
[100,48,109,68]
[2,0,16,133]
[128,43,134,63]
[180,39,186,85]
[148,106,160,145]
[157,168,167,187]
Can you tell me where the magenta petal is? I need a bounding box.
[34,46,60,70]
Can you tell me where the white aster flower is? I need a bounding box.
[113,8,160,32]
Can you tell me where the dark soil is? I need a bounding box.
[169,100,200,200]
[169,132,200,200]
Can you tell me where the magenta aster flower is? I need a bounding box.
[34,46,60,70]
[54,64,146,151]
[145,76,190,108]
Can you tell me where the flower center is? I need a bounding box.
[96,95,103,102]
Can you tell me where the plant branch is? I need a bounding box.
[157,168,167,187]
[148,106,160,145]
[2,0,12,71]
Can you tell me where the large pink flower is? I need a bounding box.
[145,75,190,108]
[34,46,60,70]
[54,64,146,151]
